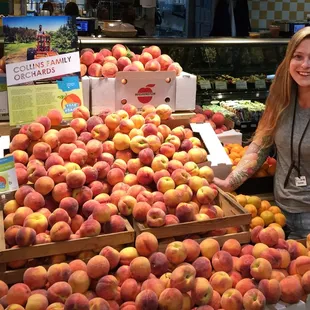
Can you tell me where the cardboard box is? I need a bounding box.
[82,76,90,110]
[190,123,232,179]
[0,74,9,121]
[90,71,197,115]
[217,129,242,145]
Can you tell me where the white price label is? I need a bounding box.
[236,80,247,90]
[200,80,212,90]
[215,81,227,90]
[255,79,266,89]
[0,156,19,194]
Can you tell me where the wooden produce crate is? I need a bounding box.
[134,187,251,241]
[0,212,135,284]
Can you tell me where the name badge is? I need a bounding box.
[295,176,307,187]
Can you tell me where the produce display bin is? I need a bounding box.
[0,213,135,284]
[133,187,251,240]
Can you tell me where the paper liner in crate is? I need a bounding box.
[190,122,232,179]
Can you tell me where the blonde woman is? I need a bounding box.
[214,27,310,238]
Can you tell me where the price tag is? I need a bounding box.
[215,81,227,90]
[236,80,247,90]
[250,123,257,128]
[0,156,19,194]
[295,176,307,187]
[255,79,266,89]
[199,80,211,90]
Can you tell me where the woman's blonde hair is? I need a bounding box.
[254,26,310,146]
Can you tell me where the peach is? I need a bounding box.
[146,208,166,227]
[165,241,187,265]
[242,289,266,310]
[42,130,59,150]
[5,305,25,310]
[250,258,272,281]
[102,62,118,78]
[270,269,287,282]
[46,302,65,310]
[12,150,28,165]
[5,225,22,246]
[258,227,279,247]
[79,219,101,237]
[259,248,282,268]
[145,59,161,71]
[240,244,253,256]
[235,279,256,297]
[135,289,159,309]
[105,214,127,234]
[23,212,48,234]
[64,293,89,309]
[110,189,127,206]
[170,263,196,293]
[99,246,120,270]
[24,191,45,212]
[176,203,195,223]
[73,106,90,121]
[32,142,51,161]
[58,197,78,218]
[220,288,243,310]
[72,186,93,206]
[27,165,47,184]
[200,238,220,260]
[3,200,19,217]
[158,288,183,310]
[222,239,241,257]
[15,226,36,247]
[167,62,183,76]
[69,148,88,167]
[70,118,87,135]
[252,243,269,258]
[26,122,45,141]
[4,213,15,230]
[129,256,151,282]
[148,252,169,277]
[115,265,131,287]
[13,207,33,227]
[116,149,133,163]
[49,209,70,226]
[135,232,158,257]
[196,186,216,205]
[209,271,232,295]
[25,293,48,310]
[257,279,281,304]
[295,255,310,276]
[89,297,110,310]
[301,270,310,293]
[0,281,7,299]
[65,170,86,189]
[47,165,68,184]
[50,221,71,242]
[93,161,110,180]
[78,132,92,145]
[192,256,212,279]
[96,275,119,300]
[120,278,140,302]
[45,153,64,170]
[11,134,30,151]
[81,50,95,65]
[6,283,31,306]
[280,275,304,303]
[229,270,242,288]
[23,266,47,291]
[47,281,72,304]
[141,278,165,299]
[119,247,139,265]
[57,128,77,144]
[191,277,213,306]
[86,255,110,280]
[68,270,90,294]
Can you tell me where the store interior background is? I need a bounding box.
[2,0,308,38]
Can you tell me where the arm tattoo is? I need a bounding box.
[227,141,271,191]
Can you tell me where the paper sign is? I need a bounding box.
[3,16,83,125]
[0,136,10,158]
[200,80,211,90]
[215,81,227,90]
[255,79,266,89]
[236,80,247,90]
[0,156,19,194]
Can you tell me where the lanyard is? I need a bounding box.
[283,95,310,188]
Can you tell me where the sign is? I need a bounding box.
[215,81,227,90]
[0,156,19,194]
[3,16,83,126]
[200,80,212,90]
[236,80,247,90]
[255,79,266,89]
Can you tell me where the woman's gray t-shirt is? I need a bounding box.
[274,95,310,213]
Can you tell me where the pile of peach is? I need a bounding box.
[224,144,276,177]
[5,103,216,252]
[1,229,310,310]
[191,107,229,134]
[0,57,5,73]
[80,44,183,78]
[235,195,287,230]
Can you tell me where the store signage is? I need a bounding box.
[0,155,19,194]
[215,81,227,90]
[3,16,83,126]
[200,80,211,90]
[236,80,247,90]
[255,79,266,89]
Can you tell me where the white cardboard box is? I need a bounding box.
[190,122,232,179]
[82,76,90,110]
[90,71,196,115]
[217,129,242,145]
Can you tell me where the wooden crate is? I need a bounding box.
[0,212,135,284]
[158,230,251,253]
[134,187,251,240]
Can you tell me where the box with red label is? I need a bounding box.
[90,71,197,115]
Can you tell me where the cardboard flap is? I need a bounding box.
[0,136,10,158]
[115,71,176,111]
[190,123,232,166]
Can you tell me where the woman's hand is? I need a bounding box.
[213,177,233,192]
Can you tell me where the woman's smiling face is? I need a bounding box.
[290,38,310,88]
